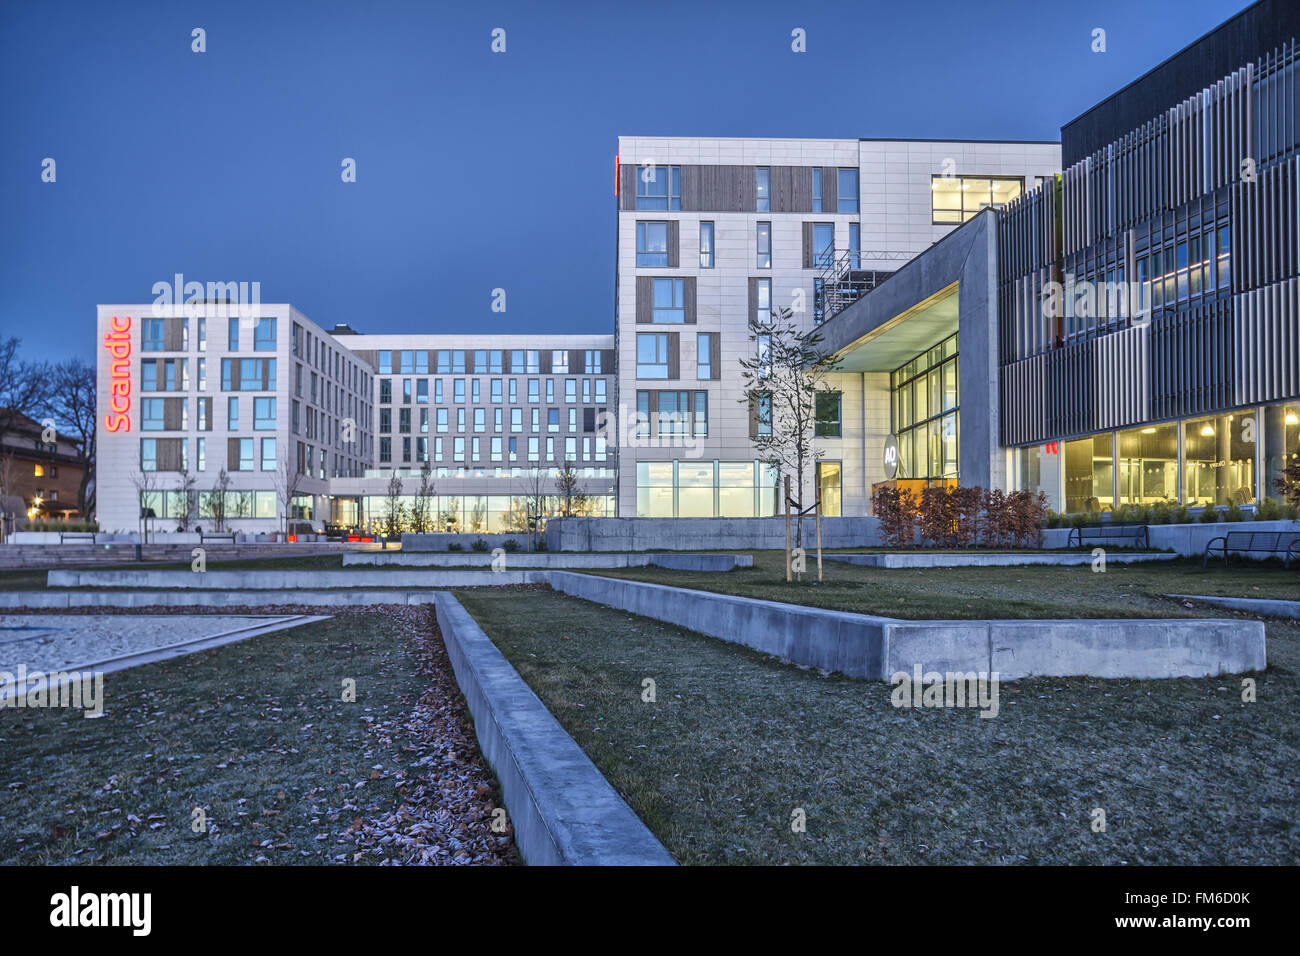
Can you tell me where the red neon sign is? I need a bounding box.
[614,154,619,197]
[103,315,133,432]
[1044,441,1060,454]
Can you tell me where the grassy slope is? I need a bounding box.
[582,551,1300,619]
[0,607,508,865]
[455,586,1298,865]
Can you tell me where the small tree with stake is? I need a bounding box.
[382,473,405,539]
[738,306,841,551]
[554,458,589,518]
[271,458,304,538]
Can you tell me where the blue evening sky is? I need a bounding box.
[1,0,1251,363]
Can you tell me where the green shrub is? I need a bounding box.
[1282,503,1299,520]
[1198,506,1221,523]
[1255,497,1281,521]
[1149,500,1172,525]
[503,539,520,552]
[448,542,464,551]
[18,520,99,532]
[1170,505,1191,524]
[471,537,490,552]
[1045,511,1061,529]
[1223,502,1244,523]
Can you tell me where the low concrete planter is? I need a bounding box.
[343,551,752,571]
[0,589,448,608]
[46,569,547,589]
[827,551,1176,568]
[545,516,882,552]
[1043,519,1300,557]
[546,572,1266,680]
[433,593,674,866]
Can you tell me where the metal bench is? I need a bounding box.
[198,532,237,544]
[1203,530,1300,568]
[58,532,96,544]
[1066,520,1150,550]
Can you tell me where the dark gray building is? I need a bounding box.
[997,0,1298,513]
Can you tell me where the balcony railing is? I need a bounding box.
[815,249,914,323]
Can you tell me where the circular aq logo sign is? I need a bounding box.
[883,434,899,480]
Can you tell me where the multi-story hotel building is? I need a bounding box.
[96,303,616,533]
[93,0,1299,534]
[614,137,1060,518]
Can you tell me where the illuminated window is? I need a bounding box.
[931,175,1023,224]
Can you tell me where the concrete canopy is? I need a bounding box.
[830,284,959,373]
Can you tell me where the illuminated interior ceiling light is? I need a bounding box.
[1287,411,1299,426]
[1141,427,1157,434]
[1201,424,1215,437]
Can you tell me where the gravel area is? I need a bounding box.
[0,613,301,675]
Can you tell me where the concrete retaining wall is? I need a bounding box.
[343,551,752,571]
[1043,519,1300,557]
[433,593,674,865]
[402,533,531,551]
[2,589,445,608]
[827,551,1176,568]
[544,516,881,552]
[547,572,1266,680]
[46,569,547,589]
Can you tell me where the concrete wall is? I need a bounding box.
[46,569,548,589]
[1043,519,1300,557]
[545,516,880,552]
[401,532,532,551]
[433,593,674,865]
[547,572,1266,680]
[345,551,752,570]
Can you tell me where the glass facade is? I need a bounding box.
[636,460,778,518]
[890,334,959,480]
[1023,400,1299,513]
[359,493,616,533]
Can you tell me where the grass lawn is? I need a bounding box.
[583,551,1300,619]
[454,585,1299,866]
[0,606,515,865]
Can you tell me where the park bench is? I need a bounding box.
[1066,520,1149,550]
[198,532,237,544]
[58,532,96,544]
[1203,530,1300,568]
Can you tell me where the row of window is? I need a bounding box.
[140,436,275,473]
[380,405,605,436]
[636,166,860,213]
[376,349,604,375]
[378,434,608,466]
[636,222,859,271]
[141,316,278,353]
[378,377,608,405]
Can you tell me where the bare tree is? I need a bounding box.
[203,469,232,533]
[410,463,435,533]
[382,473,405,539]
[173,468,197,531]
[518,465,551,551]
[130,470,162,543]
[0,337,50,450]
[46,358,96,518]
[0,455,17,542]
[738,306,841,548]
[554,458,590,517]
[271,458,304,537]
